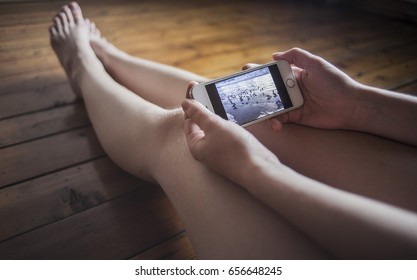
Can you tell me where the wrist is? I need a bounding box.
[345,83,417,145]
[241,148,285,191]
[344,83,381,132]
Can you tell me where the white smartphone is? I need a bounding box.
[190,61,303,127]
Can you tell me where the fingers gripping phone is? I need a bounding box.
[190,61,303,127]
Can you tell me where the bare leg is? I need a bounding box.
[247,123,417,213]
[89,26,417,213]
[51,2,417,259]
[88,23,207,108]
[50,3,327,259]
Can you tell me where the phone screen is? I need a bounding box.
[205,64,293,125]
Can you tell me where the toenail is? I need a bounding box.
[70,2,79,10]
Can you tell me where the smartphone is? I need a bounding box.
[190,61,303,127]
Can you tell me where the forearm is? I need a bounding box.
[242,159,417,258]
[348,85,417,146]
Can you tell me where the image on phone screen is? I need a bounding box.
[206,64,293,126]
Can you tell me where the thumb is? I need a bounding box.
[273,48,315,70]
[181,99,213,160]
[181,99,218,131]
[267,117,284,132]
[183,117,205,153]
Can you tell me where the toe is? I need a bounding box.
[86,19,100,37]
[92,21,101,37]
[58,11,69,32]
[85,18,93,33]
[49,25,58,37]
[53,16,63,34]
[90,21,97,34]
[62,5,74,26]
[69,2,84,24]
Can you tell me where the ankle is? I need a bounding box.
[92,44,131,78]
[69,49,106,93]
[91,39,120,66]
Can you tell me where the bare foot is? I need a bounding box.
[49,2,98,97]
[88,19,122,69]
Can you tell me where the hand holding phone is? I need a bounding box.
[182,97,281,186]
[190,61,303,127]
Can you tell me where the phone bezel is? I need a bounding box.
[190,60,303,127]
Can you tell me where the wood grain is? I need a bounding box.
[0,0,416,259]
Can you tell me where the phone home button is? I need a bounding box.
[286,78,296,88]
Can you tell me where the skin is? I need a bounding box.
[270,50,417,146]
[182,97,417,258]
[49,2,417,259]
[182,49,417,258]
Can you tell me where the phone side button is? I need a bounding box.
[286,78,296,88]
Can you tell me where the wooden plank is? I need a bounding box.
[317,41,417,90]
[0,0,416,261]
[355,58,417,90]
[0,50,58,78]
[170,29,408,77]
[0,187,184,259]
[1,0,414,84]
[0,3,62,27]
[0,42,51,63]
[0,67,67,96]
[316,40,417,79]
[330,42,417,78]
[0,127,104,188]
[0,157,146,243]
[0,22,51,43]
[0,102,89,147]
[130,233,197,260]
[340,0,417,23]
[0,0,217,27]
[0,36,49,54]
[0,2,364,46]
[0,10,262,76]
[396,81,417,95]
[102,10,407,55]
[2,0,412,78]
[318,36,417,65]
[0,2,284,47]
[0,0,161,27]
[0,7,350,76]
[0,82,75,118]
[0,0,336,28]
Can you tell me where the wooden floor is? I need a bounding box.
[0,0,416,259]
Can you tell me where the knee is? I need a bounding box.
[154,108,187,147]
[147,107,192,170]
[99,107,184,181]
